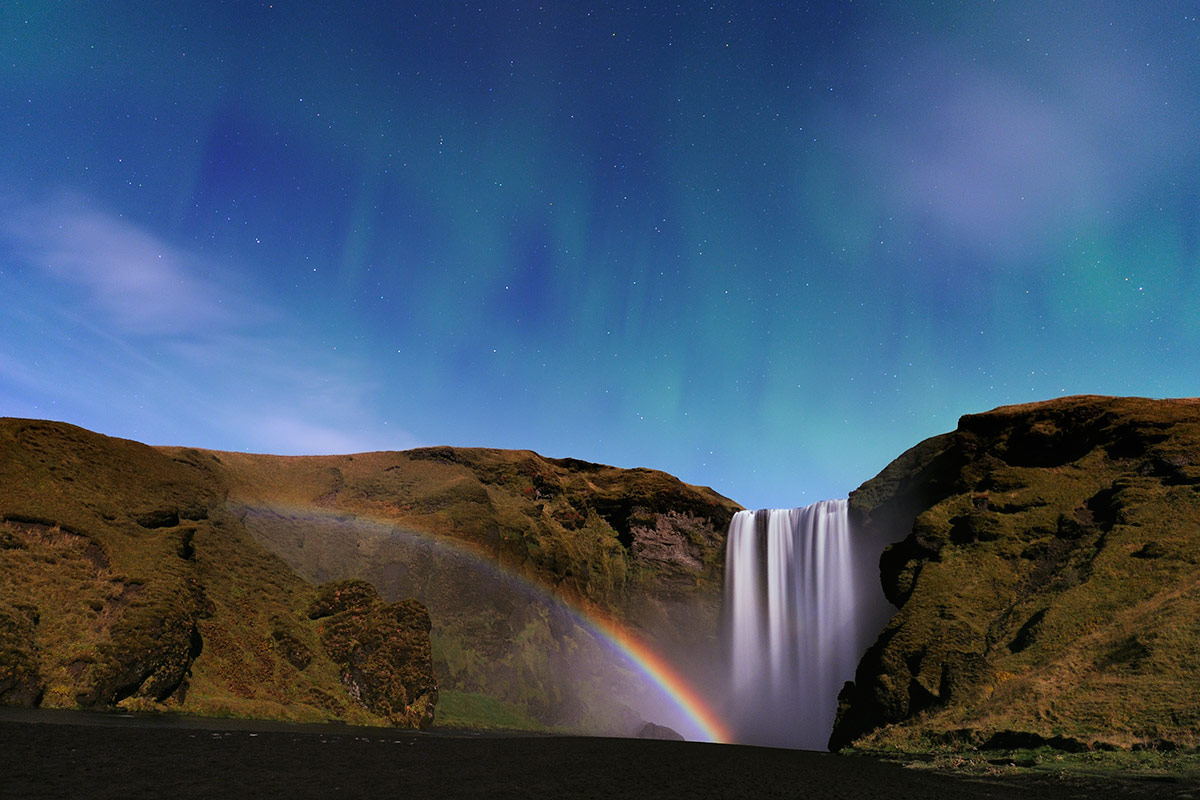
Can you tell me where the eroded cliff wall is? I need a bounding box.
[833,396,1200,752]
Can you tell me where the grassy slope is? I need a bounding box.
[0,418,419,725]
[834,396,1200,752]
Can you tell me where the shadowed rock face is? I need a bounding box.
[0,418,435,727]
[832,396,1200,752]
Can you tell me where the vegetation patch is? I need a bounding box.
[433,689,546,731]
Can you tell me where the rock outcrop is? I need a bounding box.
[831,396,1200,752]
[637,721,685,740]
[308,580,437,729]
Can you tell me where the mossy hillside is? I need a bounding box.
[834,396,1200,752]
[205,446,739,611]
[0,419,433,727]
[196,445,740,732]
[226,512,703,734]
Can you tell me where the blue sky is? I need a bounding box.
[2,2,1198,510]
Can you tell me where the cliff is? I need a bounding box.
[190,445,740,732]
[0,417,738,735]
[831,396,1200,752]
[0,419,435,727]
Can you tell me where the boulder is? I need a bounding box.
[637,721,685,741]
[311,580,438,729]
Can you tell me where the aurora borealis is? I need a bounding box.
[2,2,1198,509]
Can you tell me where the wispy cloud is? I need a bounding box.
[867,69,1105,251]
[250,416,388,455]
[834,6,1191,260]
[3,193,253,335]
[0,192,418,454]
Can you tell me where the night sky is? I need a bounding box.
[2,2,1198,510]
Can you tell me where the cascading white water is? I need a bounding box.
[724,499,884,750]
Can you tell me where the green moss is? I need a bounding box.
[433,689,547,731]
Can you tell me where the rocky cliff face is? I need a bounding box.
[198,445,740,732]
[832,396,1200,752]
[0,419,435,727]
[0,418,738,735]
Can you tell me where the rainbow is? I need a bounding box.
[581,608,732,743]
[238,503,733,743]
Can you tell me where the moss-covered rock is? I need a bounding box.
[311,580,437,728]
[308,579,381,619]
[77,581,204,707]
[833,396,1200,752]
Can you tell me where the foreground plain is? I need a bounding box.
[0,713,1195,800]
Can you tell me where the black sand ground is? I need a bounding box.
[0,711,1193,799]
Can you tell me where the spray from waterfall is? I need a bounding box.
[723,499,890,750]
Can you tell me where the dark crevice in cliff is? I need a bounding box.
[1007,608,1047,654]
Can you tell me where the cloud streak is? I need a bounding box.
[1,193,417,454]
[3,194,250,335]
[834,5,1194,261]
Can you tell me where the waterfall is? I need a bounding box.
[724,499,884,750]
